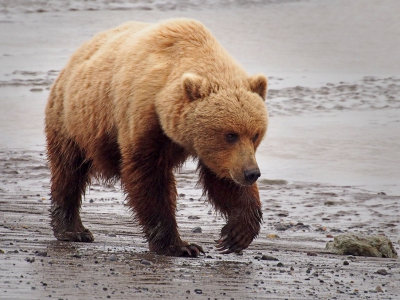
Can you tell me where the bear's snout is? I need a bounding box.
[243,167,261,185]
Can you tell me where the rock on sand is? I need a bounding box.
[326,234,398,258]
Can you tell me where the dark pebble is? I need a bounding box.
[25,257,35,263]
[192,227,202,233]
[307,252,317,256]
[35,251,48,257]
[277,262,284,267]
[108,254,117,262]
[376,269,388,276]
[275,223,291,231]
[188,215,200,220]
[194,289,202,294]
[140,259,151,265]
[261,255,278,261]
[343,261,349,265]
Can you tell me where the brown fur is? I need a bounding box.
[45,18,268,256]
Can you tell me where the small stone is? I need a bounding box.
[35,251,48,257]
[375,286,383,292]
[261,255,278,261]
[343,261,349,265]
[188,215,200,220]
[194,289,202,294]
[140,259,151,265]
[25,257,35,263]
[192,227,202,233]
[266,233,279,239]
[277,262,284,267]
[277,212,289,217]
[376,269,388,276]
[109,254,117,262]
[307,252,317,256]
[274,223,291,231]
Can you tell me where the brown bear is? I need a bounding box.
[45,18,268,257]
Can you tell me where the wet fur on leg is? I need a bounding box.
[198,162,262,253]
[120,126,204,256]
[46,131,94,242]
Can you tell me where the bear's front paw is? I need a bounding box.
[216,217,260,254]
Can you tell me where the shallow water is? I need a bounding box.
[259,109,400,193]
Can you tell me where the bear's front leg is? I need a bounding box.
[120,130,204,257]
[199,164,262,254]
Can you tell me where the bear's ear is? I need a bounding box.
[182,73,209,101]
[248,74,267,101]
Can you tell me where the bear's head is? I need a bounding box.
[181,73,268,186]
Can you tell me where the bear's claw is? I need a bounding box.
[216,222,257,254]
[216,235,248,254]
[167,243,205,257]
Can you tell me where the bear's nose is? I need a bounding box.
[243,168,261,184]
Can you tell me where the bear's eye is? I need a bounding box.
[225,132,239,144]
[252,133,259,143]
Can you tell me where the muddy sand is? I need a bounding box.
[1,0,400,299]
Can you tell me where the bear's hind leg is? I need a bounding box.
[47,133,93,242]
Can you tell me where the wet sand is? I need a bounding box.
[1,0,399,299]
[1,151,399,299]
